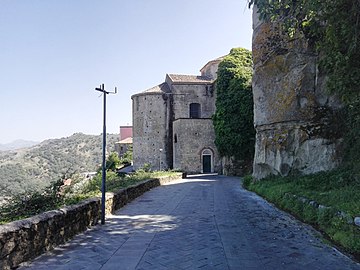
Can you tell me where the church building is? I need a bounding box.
[131,57,223,173]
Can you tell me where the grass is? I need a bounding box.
[243,168,360,256]
[0,170,179,224]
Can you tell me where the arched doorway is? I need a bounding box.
[202,149,213,173]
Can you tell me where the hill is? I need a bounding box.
[0,133,119,197]
[0,140,39,151]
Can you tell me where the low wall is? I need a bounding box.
[0,174,181,270]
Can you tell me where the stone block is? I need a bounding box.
[354,217,360,227]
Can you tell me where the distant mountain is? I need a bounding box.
[0,133,119,197]
[0,140,39,151]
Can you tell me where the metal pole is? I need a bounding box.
[101,84,106,225]
[95,83,116,225]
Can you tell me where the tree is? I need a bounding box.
[120,146,133,166]
[106,152,121,171]
[213,48,255,171]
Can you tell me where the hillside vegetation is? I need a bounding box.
[0,140,39,151]
[0,133,118,197]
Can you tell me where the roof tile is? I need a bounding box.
[168,74,213,83]
[142,82,170,94]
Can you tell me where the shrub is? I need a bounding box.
[242,175,253,188]
[106,152,121,171]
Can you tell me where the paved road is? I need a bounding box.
[20,175,360,270]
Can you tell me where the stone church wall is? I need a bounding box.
[252,6,344,179]
[132,59,220,173]
[132,93,169,171]
[173,119,220,173]
[172,84,216,119]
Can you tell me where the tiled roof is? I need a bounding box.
[167,74,213,84]
[142,82,170,94]
[116,137,133,144]
[200,56,226,71]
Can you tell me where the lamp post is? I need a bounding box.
[159,148,163,171]
[95,84,117,225]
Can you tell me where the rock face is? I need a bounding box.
[252,6,344,179]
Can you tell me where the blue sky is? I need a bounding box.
[0,0,252,144]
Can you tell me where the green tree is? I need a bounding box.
[120,146,133,166]
[106,152,121,171]
[213,48,255,171]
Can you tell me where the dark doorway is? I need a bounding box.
[203,155,211,173]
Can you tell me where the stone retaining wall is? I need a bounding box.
[0,174,181,270]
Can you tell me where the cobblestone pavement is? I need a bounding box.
[20,175,360,270]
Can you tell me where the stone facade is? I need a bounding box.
[173,119,220,173]
[132,58,222,173]
[132,86,171,171]
[252,6,344,179]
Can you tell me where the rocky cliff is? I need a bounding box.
[252,6,344,179]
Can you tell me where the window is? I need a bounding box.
[206,85,214,97]
[174,134,178,143]
[189,103,201,118]
[136,98,140,111]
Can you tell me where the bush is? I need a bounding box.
[120,146,133,166]
[141,163,152,172]
[106,152,121,171]
[242,175,253,188]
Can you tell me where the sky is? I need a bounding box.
[0,0,253,144]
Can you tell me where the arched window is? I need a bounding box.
[189,103,201,118]
[202,149,212,155]
[174,134,178,143]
